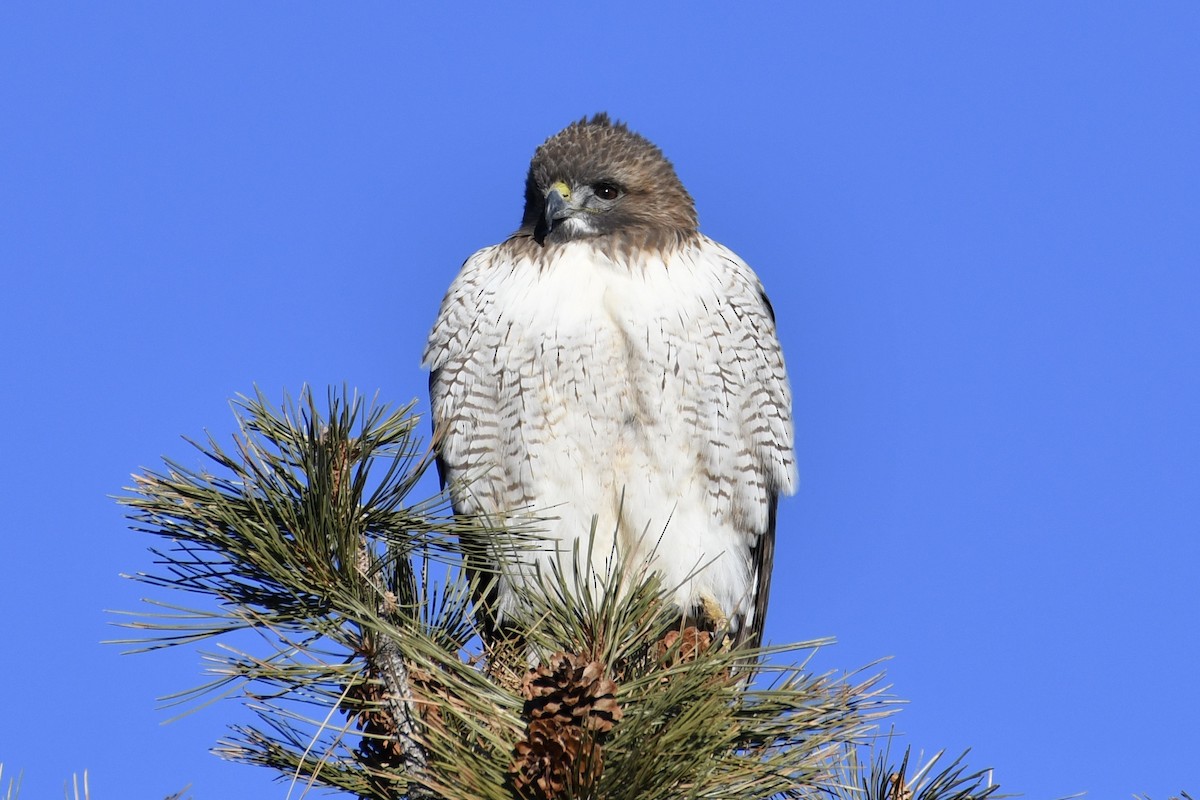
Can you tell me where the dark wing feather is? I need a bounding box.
[738,494,778,650]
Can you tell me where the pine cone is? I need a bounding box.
[343,675,406,771]
[656,626,714,667]
[520,652,623,734]
[408,665,446,730]
[344,665,447,772]
[510,652,622,798]
[511,719,604,800]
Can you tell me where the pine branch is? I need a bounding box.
[116,386,910,799]
[817,728,1087,800]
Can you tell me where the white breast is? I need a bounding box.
[426,236,794,632]
[481,243,750,616]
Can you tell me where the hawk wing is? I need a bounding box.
[667,236,795,648]
[423,243,559,638]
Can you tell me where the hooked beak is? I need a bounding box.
[541,181,573,238]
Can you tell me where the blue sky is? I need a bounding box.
[1,3,1197,798]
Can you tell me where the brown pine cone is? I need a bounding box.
[511,719,604,800]
[656,626,715,667]
[520,652,623,735]
[343,675,405,771]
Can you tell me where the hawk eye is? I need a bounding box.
[592,183,621,201]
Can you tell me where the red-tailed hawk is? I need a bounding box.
[424,114,795,648]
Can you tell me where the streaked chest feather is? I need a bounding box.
[489,244,717,451]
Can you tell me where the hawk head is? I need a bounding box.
[519,113,699,253]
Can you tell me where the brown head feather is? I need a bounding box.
[512,114,698,259]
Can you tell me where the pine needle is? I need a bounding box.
[113,386,962,800]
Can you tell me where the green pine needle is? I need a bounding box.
[113,386,964,800]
